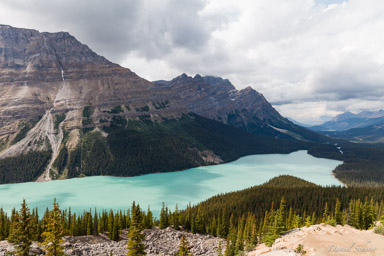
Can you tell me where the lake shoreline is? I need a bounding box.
[0,150,342,215]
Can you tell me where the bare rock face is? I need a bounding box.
[0,25,186,158]
[0,24,185,136]
[0,25,190,182]
[154,74,297,136]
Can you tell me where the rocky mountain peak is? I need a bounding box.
[0,25,186,170]
[0,25,114,73]
[164,73,236,91]
[241,86,256,93]
[193,74,203,80]
[332,111,355,122]
[153,73,325,142]
[154,74,292,133]
[179,72,188,78]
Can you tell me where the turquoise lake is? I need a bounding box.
[0,151,342,215]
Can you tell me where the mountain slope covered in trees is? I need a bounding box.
[0,176,383,255]
[0,25,317,184]
[61,114,308,179]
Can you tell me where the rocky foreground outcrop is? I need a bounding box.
[2,224,383,255]
[247,224,384,256]
[0,227,225,256]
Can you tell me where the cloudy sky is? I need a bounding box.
[1,0,384,124]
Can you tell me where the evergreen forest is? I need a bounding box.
[1,176,383,255]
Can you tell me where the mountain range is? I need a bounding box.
[154,74,327,142]
[310,110,384,131]
[0,25,330,184]
[309,110,384,142]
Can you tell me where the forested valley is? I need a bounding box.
[2,104,384,189]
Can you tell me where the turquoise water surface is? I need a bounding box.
[0,151,342,215]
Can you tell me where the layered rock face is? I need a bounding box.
[0,25,188,181]
[0,24,185,138]
[0,25,185,155]
[154,74,313,140]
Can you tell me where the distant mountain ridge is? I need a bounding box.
[309,110,384,142]
[321,120,384,143]
[310,110,384,132]
[154,74,328,142]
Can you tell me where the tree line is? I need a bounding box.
[1,176,383,255]
[1,200,148,256]
[0,151,51,184]
[308,142,384,186]
[62,114,305,180]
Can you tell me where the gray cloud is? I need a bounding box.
[0,0,217,62]
[1,0,384,124]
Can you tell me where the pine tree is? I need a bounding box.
[191,214,196,234]
[9,199,33,256]
[293,215,302,228]
[211,216,217,237]
[0,209,6,240]
[126,209,131,229]
[250,222,258,246]
[260,211,269,235]
[342,210,348,226]
[311,212,316,225]
[278,197,286,231]
[159,202,168,229]
[40,199,65,256]
[216,215,222,238]
[220,209,228,238]
[9,208,17,236]
[322,202,329,223]
[348,199,356,227]
[177,235,193,256]
[335,199,342,225]
[195,206,205,233]
[68,208,72,231]
[173,205,180,230]
[362,198,375,229]
[234,222,244,253]
[31,208,40,241]
[112,214,119,241]
[145,206,153,229]
[305,216,311,227]
[127,203,146,256]
[264,198,286,247]
[217,241,223,256]
[108,210,115,240]
[264,212,278,247]
[94,209,99,235]
[185,203,192,231]
[357,200,363,229]
[86,212,93,235]
[224,238,231,256]
[286,208,293,230]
